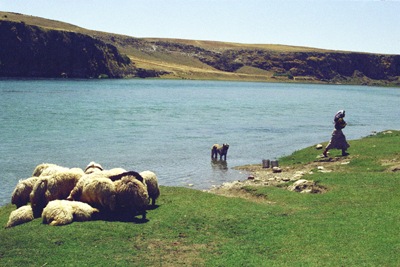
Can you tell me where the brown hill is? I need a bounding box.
[1,11,400,85]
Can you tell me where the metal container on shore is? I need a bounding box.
[262,159,270,168]
[271,160,279,168]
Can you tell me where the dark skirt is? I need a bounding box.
[326,128,350,150]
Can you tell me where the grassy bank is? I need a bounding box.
[1,131,399,266]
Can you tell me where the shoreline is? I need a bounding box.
[203,154,343,199]
[205,130,399,199]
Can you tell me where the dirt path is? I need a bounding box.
[204,153,352,202]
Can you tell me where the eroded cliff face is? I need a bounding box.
[99,35,400,85]
[229,50,400,82]
[141,41,400,85]
[0,20,133,78]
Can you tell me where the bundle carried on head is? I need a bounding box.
[333,110,347,129]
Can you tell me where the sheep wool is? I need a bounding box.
[5,205,34,229]
[140,171,160,206]
[114,173,150,220]
[109,171,144,182]
[84,161,127,178]
[67,176,116,211]
[42,200,99,226]
[11,177,39,208]
[84,162,104,174]
[32,163,68,177]
[102,168,127,178]
[30,168,85,217]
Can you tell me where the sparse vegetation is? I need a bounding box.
[98,74,109,79]
[273,71,294,79]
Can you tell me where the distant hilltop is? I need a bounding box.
[1,11,400,85]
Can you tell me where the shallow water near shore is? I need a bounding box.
[0,78,399,207]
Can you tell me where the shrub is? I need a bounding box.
[98,74,109,79]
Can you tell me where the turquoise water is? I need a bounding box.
[1,78,399,206]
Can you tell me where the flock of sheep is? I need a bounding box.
[4,162,160,229]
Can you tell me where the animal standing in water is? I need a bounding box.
[211,143,230,160]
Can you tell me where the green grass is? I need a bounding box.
[1,130,400,266]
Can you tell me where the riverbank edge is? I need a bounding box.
[204,130,400,200]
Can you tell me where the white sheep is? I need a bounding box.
[29,168,85,217]
[139,171,160,206]
[84,161,126,177]
[42,200,99,226]
[84,161,104,174]
[67,174,116,211]
[32,163,68,177]
[113,172,150,220]
[11,177,39,208]
[4,205,34,229]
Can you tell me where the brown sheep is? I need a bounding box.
[113,172,150,220]
[4,205,34,229]
[67,174,116,212]
[140,171,160,206]
[42,200,99,226]
[11,177,39,208]
[29,168,84,217]
[211,143,230,160]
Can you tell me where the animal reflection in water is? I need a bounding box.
[211,158,228,171]
[211,143,229,160]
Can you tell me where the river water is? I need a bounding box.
[1,78,399,206]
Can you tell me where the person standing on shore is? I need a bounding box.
[323,110,350,157]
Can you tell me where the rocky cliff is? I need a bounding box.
[92,32,400,85]
[101,37,400,85]
[0,20,133,78]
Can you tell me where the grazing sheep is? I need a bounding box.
[67,175,116,211]
[211,143,230,160]
[4,205,34,229]
[42,200,99,226]
[11,177,39,208]
[114,173,150,220]
[84,162,104,174]
[140,171,160,206]
[32,163,68,177]
[30,168,85,217]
